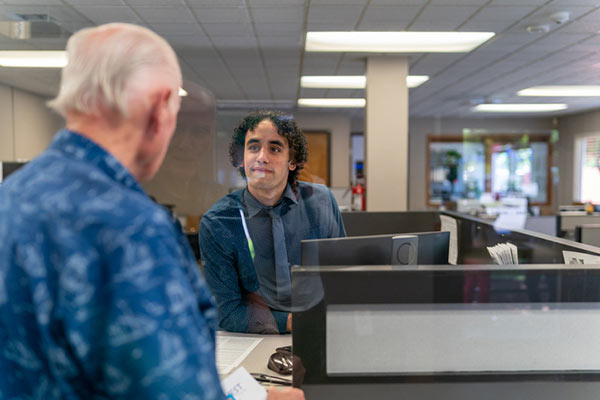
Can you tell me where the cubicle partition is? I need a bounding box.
[292,211,600,399]
[342,210,600,264]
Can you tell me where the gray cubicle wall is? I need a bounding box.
[292,265,600,400]
[294,211,600,399]
[342,211,600,264]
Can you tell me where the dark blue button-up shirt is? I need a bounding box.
[0,130,223,399]
[199,182,346,334]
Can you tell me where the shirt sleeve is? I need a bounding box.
[58,213,224,399]
[328,188,347,238]
[200,215,285,334]
[199,215,252,333]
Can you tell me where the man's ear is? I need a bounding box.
[288,160,297,171]
[145,89,172,138]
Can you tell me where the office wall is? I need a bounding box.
[295,113,351,188]
[0,82,64,161]
[0,84,14,161]
[408,117,555,211]
[557,109,600,207]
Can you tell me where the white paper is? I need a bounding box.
[216,334,263,375]
[487,243,519,265]
[221,366,267,400]
[562,251,600,265]
[493,212,527,231]
[440,215,458,265]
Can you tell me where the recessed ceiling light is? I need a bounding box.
[0,50,67,67]
[518,86,600,97]
[300,75,429,89]
[297,98,366,108]
[178,87,188,96]
[305,31,495,53]
[472,104,567,113]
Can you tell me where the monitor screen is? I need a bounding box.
[301,231,449,266]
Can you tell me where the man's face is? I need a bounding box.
[243,119,296,197]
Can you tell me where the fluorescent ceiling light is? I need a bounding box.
[406,75,429,88]
[305,31,495,53]
[518,86,600,97]
[300,75,429,89]
[472,104,567,113]
[0,50,67,67]
[301,76,366,89]
[178,87,188,96]
[298,98,366,108]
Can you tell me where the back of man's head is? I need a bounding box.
[48,23,180,120]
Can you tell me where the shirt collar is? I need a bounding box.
[243,183,298,218]
[50,129,145,195]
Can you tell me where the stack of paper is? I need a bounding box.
[487,243,519,265]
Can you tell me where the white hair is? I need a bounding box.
[48,23,180,119]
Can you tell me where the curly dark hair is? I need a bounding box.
[229,110,308,193]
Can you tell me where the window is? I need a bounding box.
[574,134,600,203]
[428,134,551,206]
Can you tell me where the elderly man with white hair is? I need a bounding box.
[0,23,303,400]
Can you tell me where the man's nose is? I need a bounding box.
[256,147,269,163]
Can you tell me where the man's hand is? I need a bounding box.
[267,386,305,400]
[286,313,292,332]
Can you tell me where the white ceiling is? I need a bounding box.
[0,0,599,119]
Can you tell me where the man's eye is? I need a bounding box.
[248,145,259,151]
[272,147,281,153]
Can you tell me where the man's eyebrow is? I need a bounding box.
[246,138,260,145]
[268,139,285,147]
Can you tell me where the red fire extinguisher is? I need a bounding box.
[352,182,366,211]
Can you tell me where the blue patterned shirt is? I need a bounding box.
[0,130,223,399]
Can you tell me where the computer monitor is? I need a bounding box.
[301,231,449,266]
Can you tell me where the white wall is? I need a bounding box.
[295,112,351,188]
[0,83,64,161]
[557,109,600,207]
[408,117,555,211]
[0,84,14,161]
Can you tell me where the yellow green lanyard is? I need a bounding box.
[239,207,255,261]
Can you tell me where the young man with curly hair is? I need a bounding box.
[199,110,346,334]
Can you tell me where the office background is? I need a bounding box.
[0,0,599,217]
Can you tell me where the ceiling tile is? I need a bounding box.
[65,0,121,4]
[76,6,140,24]
[254,22,302,35]
[2,0,63,5]
[250,6,304,23]
[210,35,258,48]
[307,5,364,24]
[166,34,212,49]
[203,22,254,36]
[192,6,249,24]
[472,5,537,21]
[490,0,547,5]
[126,0,183,5]
[257,35,302,48]
[149,22,203,36]
[248,0,304,5]
[134,6,195,24]
[370,0,427,4]
[361,5,421,23]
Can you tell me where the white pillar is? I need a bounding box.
[365,56,409,211]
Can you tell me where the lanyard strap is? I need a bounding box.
[239,207,255,261]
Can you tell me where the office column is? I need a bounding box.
[365,56,409,211]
